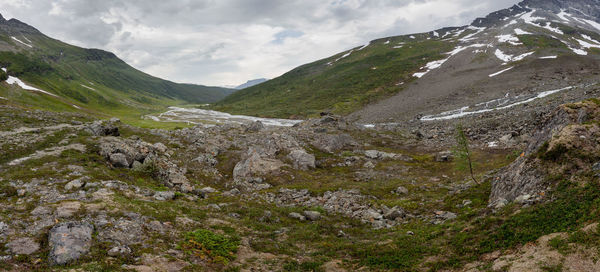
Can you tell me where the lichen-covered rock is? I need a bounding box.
[288,149,316,170]
[6,237,40,255]
[491,100,600,206]
[48,222,94,265]
[311,133,356,153]
[233,148,285,190]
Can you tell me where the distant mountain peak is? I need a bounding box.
[0,13,5,22]
[235,78,268,90]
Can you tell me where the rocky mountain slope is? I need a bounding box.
[215,0,600,120]
[0,13,235,123]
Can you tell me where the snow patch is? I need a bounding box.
[489,67,514,77]
[494,49,534,63]
[514,28,532,35]
[413,44,487,78]
[0,96,7,100]
[539,56,557,59]
[557,10,571,21]
[80,84,97,91]
[496,34,522,45]
[421,86,575,121]
[11,36,32,48]
[2,68,57,97]
[409,35,416,39]
[576,39,600,49]
[459,26,486,42]
[433,31,440,37]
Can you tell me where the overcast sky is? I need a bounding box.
[2,0,520,87]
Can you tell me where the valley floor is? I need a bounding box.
[1,96,600,272]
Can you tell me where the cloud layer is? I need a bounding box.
[2,0,520,86]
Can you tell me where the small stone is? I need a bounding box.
[515,194,531,204]
[6,237,40,255]
[383,208,405,220]
[394,186,409,195]
[288,212,306,221]
[131,161,143,171]
[407,231,415,236]
[108,246,132,257]
[154,191,175,201]
[494,198,509,209]
[65,178,86,191]
[223,188,241,196]
[337,230,347,237]
[207,204,221,210]
[435,151,453,162]
[154,143,168,153]
[363,161,375,169]
[246,121,265,132]
[303,211,321,221]
[199,187,217,194]
[0,222,7,233]
[435,211,457,221]
[109,153,130,168]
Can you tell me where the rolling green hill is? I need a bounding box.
[0,14,235,125]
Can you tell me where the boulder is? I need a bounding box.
[303,211,321,221]
[109,153,130,168]
[65,178,87,191]
[6,237,40,255]
[48,222,94,265]
[154,191,176,201]
[108,246,132,257]
[85,121,119,136]
[312,134,356,153]
[435,151,453,162]
[288,212,306,221]
[394,186,409,195]
[246,121,265,132]
[233,149,285,188]
[288,149,316,170]
[383,207,405,220]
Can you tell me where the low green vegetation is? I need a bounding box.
[181,229,240,265]
[214,37,455,118]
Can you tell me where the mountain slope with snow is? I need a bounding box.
[0,13,235,122]
[216,0,600,121]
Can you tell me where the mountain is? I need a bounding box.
[0,13,235,124]
[235,78,268,90]
[214,0,600,119]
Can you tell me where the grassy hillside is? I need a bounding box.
[0,18,235,125]
[213,32,457,118]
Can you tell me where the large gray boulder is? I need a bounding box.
[233,148,285,189]
[288,149,316,170]
[311,134,356,153]
[48,222,94,265]
[85,121,119,136]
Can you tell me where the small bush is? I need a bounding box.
[181,229,240,265]
[0,69,7,81]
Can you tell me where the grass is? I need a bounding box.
[214,37,456,118]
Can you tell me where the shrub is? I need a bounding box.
[181,229,240,264]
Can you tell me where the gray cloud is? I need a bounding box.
[1,0,520,86]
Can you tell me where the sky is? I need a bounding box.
[1,0,520,87]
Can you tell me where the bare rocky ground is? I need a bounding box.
[1,93,600,271]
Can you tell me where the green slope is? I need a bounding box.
[213,31,458,118]
[0,16,235,124]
